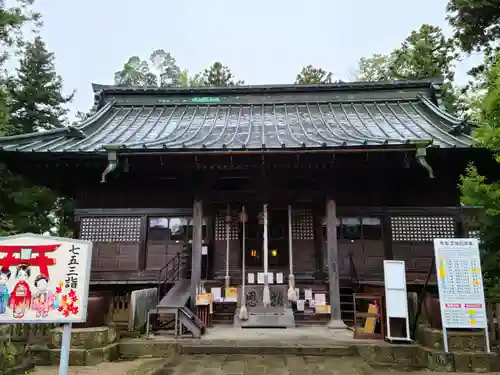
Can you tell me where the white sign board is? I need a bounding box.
[0,233,92,324]
[383,260,410,341]
[434,238,490,353]
[434,238,487,329]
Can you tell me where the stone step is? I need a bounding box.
[179,344,358,356]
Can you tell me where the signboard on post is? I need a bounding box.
[433,238,490,353]
[0,233,92,375]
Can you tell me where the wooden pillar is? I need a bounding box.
[325,199,346,328]
[382,210,394,260]
[190,200,203,311]
[313,206,325,279]
[138,215,148,272]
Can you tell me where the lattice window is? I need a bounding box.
[214,211,239,240]
[391,216,455,242]
[292,208,314,240]
[80,217,141,242]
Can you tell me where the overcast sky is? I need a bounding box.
[32,0,481,117]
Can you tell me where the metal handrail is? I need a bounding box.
[157,251,181,301]
[349,252,360,292]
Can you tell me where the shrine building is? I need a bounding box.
[0,78,487,335]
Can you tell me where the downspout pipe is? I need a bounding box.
[416,146,435,178]
[101,149,119,183]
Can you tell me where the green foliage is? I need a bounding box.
[0,7,74,237]
[460,53,500,296]
[7,36,73,134]
[446,0,500,55]
[295,65,334,84]
[115,52,244,87]
[355,24,460,115]
[201,61,244,86]
[114,49,183,87]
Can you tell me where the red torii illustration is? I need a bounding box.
[0,244,61,278]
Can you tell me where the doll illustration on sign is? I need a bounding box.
[9,264,32,319]
[31,274,57,318]
[0,268,11,315]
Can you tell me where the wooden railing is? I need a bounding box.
[486,298,500,346]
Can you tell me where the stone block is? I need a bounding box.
[118,339,177,359]
[470,353,500,373]
[28,344,52,366]
[422,348,455,372]
[417,325,487,352]
[49,325,118,349]
[48,342,119,366]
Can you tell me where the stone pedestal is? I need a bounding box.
[233,285,295,328]
[31,326,119,366]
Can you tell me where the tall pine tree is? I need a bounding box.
[8,36,73,134]
[1,36,74,236]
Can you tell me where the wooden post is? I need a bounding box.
[190,200,203,311]
[326,199,346,329]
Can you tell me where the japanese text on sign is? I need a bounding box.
[433,238,486,329]
[0,234,92,324]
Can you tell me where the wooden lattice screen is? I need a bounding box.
[214,210,239,240]
[79,217,141,242]
[390,216,456,241]
[292,208,314,240]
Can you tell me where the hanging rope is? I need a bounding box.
[287,205,297,302]
[239,206,248,320]
[262,203,271,307]
[224,204,231,289]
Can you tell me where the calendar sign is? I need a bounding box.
[433,238,487,329]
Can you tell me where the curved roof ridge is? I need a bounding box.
[0,100,116,144]
[418,94,463,125]
[92,77,445,95]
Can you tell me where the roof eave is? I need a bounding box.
[92,77,445,96]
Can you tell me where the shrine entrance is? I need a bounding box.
[234,204,296,328]
[240,206,290,269]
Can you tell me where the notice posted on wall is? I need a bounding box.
[433,238,487,329]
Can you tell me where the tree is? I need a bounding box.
[354,54,393,82]
[114,56,157,87]
[460,53,500,296]
[201,61,244,86]
[179,69,203,88]
[295,65,334,84]
[446,0,500,55]
[114,49,182,87]
[7,36,73,134]
[354,24,460,114]
[0,0,41,135]
[150,49,181,87]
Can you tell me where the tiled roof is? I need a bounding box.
[0,80,473,153]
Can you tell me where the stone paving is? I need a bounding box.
[30,358,167,375]
[28,355,500,375]
[157,355,370,375]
